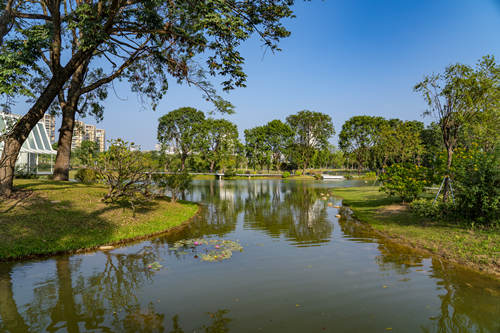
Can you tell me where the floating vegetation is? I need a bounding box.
[147,261,163,271]
[170,238,243,262]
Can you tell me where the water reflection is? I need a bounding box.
[0,180,499,332]
[243,181,332,245]
[339,211,500,333]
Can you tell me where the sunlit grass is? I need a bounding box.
[332,186,500,275]
[0,179,198,260]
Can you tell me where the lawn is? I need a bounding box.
[331,186,500,277]
[0,179,199,260]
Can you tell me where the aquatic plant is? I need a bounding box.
[170,238,243,262]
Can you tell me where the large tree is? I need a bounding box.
[263,119,294,170]
[0,0,295,196]
[157,107,205,171]
[244,125,270,171]
[286,110,335,173]
[197,118,239,173]
[414,55,499,201]
[338,115,385,171]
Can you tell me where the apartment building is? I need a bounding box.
[71,120,106,152]
[95,129,106,152]
[43,114,56,144]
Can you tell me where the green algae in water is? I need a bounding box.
[170,238,243,262]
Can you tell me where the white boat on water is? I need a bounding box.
[321,174,345,180]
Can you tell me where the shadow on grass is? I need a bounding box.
[0,183,164,260]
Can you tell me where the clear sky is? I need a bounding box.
[15,0,500,150]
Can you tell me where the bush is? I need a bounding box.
[410,198,456,220]
[378,163,428,202]
[14,166,38,179]
[282,171,290,178]
[410,198,440,218]
[154,171,192,202]
[75,168,97,184]
[452,146,499,226]
[224,168,236,178]
[313,172,322,180]
[295,170,302,176]
[94,139,155,211]
[364,171,376,179]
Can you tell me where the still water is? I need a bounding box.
[1,180,499,332]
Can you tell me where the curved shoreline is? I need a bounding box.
[0,180,202,262]
[0,204,201,263]
[333,191,500,280]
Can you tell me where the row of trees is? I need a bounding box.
[157,108,338,173]
[363,55,498,225]
[0,0,296,196]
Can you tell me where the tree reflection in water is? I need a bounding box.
[243,181,332,245]
[1,180,498,332]
[0,246,232,332]
[338,209,500,333]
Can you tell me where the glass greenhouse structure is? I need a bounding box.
[0,112,57,174]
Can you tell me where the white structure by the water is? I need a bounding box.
[0,112,57,173]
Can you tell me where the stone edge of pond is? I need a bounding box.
[338,204,500,281]
[0,202,202,263]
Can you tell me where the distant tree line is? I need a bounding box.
[157,108,340,174]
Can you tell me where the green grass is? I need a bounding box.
[331,186,500,276]
[0,180,199,260]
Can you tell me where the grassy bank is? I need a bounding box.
[0,180,199,260]
[331,186,500,277]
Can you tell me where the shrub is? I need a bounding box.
[75,168,97,184]
[154,171,192,202]
[378,163,428,202]
[410,198,456,220]
[313,172,322,180]
[282,171,290,178]
[410,198,440,218]
[295,170,302,176]
[224,168,236,178]
[14,166,38,179]
[364,171,376,179]
[94,139,155,210]
[452,146,499,226]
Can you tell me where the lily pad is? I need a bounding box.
[170,238,243,262]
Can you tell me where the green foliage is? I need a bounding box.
[286,110,335,172]
[339,115,385,170]
[224,168,237,178]
[157,107,206,170]
[282,171,290,178]
[294,170,302,176]
[196,118,240,172]
[94,139,154,210]
[378,163,428,202]
[154,171,192,203]
[312,172,322,180]
[13,166,38,179]
[73,140,99,167]
[410,199,441,219]
[452,146,500,226]
[75,168,97,185]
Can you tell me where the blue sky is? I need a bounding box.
[16,0,500,150]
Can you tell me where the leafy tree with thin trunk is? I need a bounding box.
[0,0,295,196]
[197,118,239,173]
[157,107,205,171]
[338,115,385,172]
[286,110,335,173]
[414,55,499,201]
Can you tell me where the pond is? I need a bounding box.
[1,179,499,332]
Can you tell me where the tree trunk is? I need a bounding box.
[0,137,22,197]
[53,106,76,181]
[442,146,453,202]
[0,45,95,195]
[0,263,29,332]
